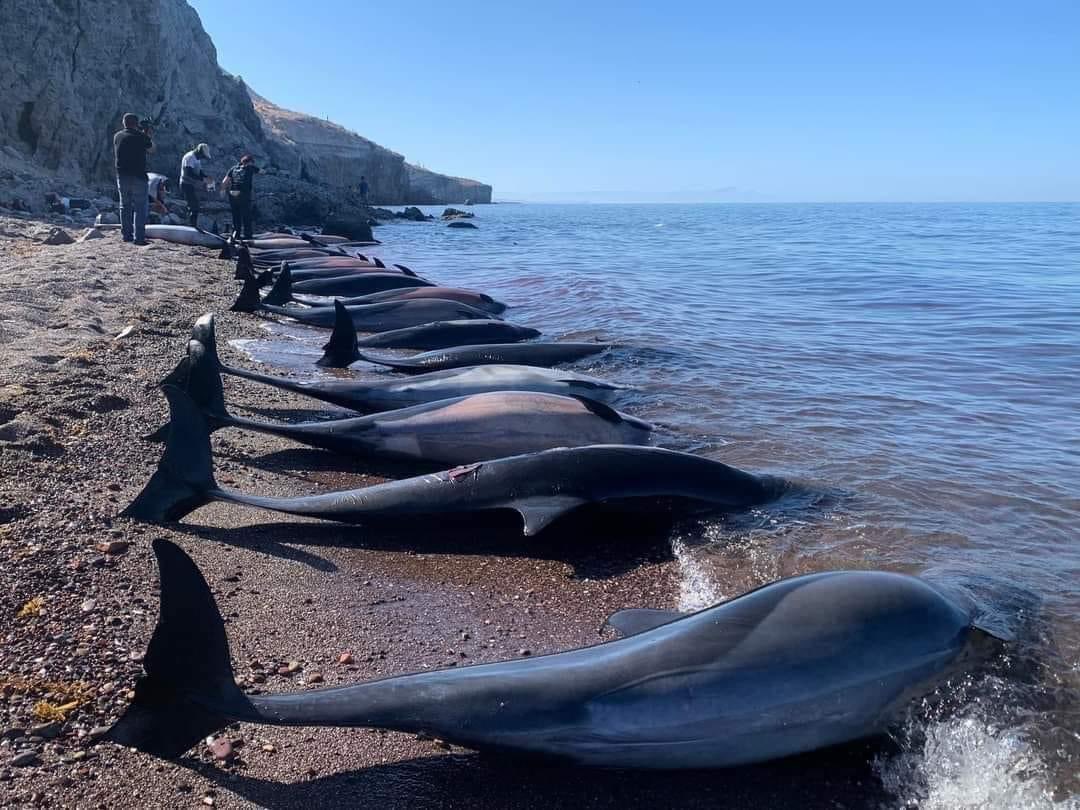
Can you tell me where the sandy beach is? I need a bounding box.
[0,214,905,809]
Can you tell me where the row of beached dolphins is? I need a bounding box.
[107,225,1003,772]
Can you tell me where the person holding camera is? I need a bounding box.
[221,154,260,240]
[113,113,154,245]
[180,143,213,229]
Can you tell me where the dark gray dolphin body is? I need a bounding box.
[161,321,646,468]
[207,390,653,466]
[335,286,506,314]
[292,271,435,297]
[316,301,536,365]
[239,296,495,332]
[228,360,626,409]
[172,314,625,414]
[124,386,785,533]
[353,341,611,373]
[108,539,1001,767]
[350,320,542,351]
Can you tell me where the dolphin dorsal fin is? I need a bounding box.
[512,495,587,536]
[604,608,685,637]
[394,264,417,277]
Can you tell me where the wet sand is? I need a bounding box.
[0,216,890,808]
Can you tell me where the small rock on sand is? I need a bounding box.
[42,227,74,245]
[338,652,354,665]
[10,750,40,767]
[95,540,130,555]
[206,737,234,761]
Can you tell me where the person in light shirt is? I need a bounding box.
[179,143,212,228]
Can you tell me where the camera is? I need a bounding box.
[138,117,154,132]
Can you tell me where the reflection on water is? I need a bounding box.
[234,202,1080,803]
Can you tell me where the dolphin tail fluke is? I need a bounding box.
[146,317,231,443]
[106,538,253,758]
[143,356,192,442]
[262,262,293,306]
[121,386,217,522]
[315,300,360,368]
[230,274,261,313]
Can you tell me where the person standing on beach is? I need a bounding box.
[222,154,260,240]
[358,175,370,204]
[113,113,153,245]
[147,172,169,222]
[180,143,212,229]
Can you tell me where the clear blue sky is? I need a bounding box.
[189,0,1078,202]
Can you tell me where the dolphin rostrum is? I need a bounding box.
[107,539,1002,767]
[123,385,785,534]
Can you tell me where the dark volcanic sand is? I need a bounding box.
[0,218,889,809]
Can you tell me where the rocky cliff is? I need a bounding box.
[0,0,489,215]
[249,91,411,202]
[406,165,493,205]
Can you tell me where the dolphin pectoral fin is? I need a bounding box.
[603,608,685,637]
[569,396,626,423]
[512,495,588,536]
[971,621,1011,643]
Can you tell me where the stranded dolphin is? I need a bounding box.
[165,314,625,414]
[108,539,1003,767]
[165,341,652,465]
[351,341,611,373]
[232,290,497,334]
[317,302,537,365]
[123,386,784,534]
[334,286,507,314]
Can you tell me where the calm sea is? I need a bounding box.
[241,202,1080,806]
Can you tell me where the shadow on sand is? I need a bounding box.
[174,506,678,580]
[187,738,895,810]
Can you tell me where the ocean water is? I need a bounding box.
[239,202,1079,805]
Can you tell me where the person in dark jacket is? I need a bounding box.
[222,154,260,240]
[113,113,154,244]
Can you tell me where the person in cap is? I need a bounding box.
[221,154,260,240]
[179,143,213,228]
[113,113,154,244]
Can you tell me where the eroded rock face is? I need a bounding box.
[407,164,493,205]
[0,0,266,184]
[0,0,490,208]
[252,91,409,203]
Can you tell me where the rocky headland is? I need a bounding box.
[0,0,491,227]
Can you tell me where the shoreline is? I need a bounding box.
[0,216,893,808]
